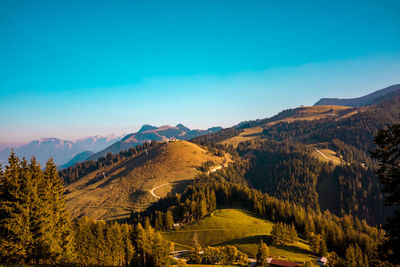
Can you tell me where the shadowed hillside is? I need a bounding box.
[314,83,400,107]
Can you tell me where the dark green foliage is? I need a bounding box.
[271,222,298,245]
[72,217,137,266]
[131,223,171,267]
[0,153,73,264]
[0,151,171,266]
[132,172,387,264]
[372,117,400,264]
[0,153,32,263]
[256,240,269,266]
[238,141,322,210]
[345,244,369,267]
[187,245,243,265]
[190,127,243,147]
[237,140,391,225]
[372,118,400,206]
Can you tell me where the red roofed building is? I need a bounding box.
[268,258,300,267]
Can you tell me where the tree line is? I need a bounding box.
[59,141,159,184]
[0,152,171,266]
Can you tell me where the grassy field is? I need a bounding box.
[311,147,342,165]
[163,209,317,263]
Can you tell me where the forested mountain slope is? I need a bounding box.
[190,90,400,225]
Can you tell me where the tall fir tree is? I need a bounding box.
[43,159,74,263]
[29,157,53,263]
[256,239,269,266]
[0,152,31,263]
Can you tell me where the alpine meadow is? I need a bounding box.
[1,1,400,266]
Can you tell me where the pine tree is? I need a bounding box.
[121,223,134,264]
[256,240,269,266]
[164,209,174,230]
[20,158,36,261]
[29,157,53,263]
[345,244,357,267]
[372,120,400,263]
[319,239,328,257]
[43,159,74,263]
[289,223,298,243]
[0,152,31,263]
[155,211,164,230]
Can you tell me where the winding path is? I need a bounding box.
[150,183,169,199]
[314,148,330,160]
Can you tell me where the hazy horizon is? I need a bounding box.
[1,0,400,145]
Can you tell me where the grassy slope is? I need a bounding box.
[222,105,354,148]
[311,147,342,166]
[65,141,231,221]
[163,209,316,263]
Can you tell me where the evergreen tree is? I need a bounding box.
[372,119,400,264]
[345,244,357,267]
[121,223,134,264]
[164,210,174,230]
[256,240,269,266]
[44,159,74,263]
[0,152,31,263]
[29,157,53,263]
[319,239,328,257]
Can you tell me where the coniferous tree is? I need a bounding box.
[372,119,400,264]
[256,240,269,266]
[0,152,31,263]
[44,159,74,263]
[164,210,174,230]
[29,157,54,263]
[345,244,357,267]
[319,239,328,257]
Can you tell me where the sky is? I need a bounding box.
[1,0,400,146]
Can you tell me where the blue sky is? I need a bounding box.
[1,0,400,145]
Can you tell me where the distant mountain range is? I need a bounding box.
[87,124,223,161]
[0,135,121,167]
[0,124,222,169]
[314,84,400,107]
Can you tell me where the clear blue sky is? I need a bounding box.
[1,0,400,145]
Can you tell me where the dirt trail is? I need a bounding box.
[150,183,169,199]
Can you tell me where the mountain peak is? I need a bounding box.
[138,124,158,133]
[176,123,191,132]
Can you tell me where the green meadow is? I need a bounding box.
[163,209,317,263]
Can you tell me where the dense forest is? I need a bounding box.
[236,140,390,225]
[0,152,171,266]
[131,167,389,266]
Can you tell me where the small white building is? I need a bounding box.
[317,257,328,266]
